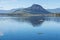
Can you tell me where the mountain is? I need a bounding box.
[47,8,60,13]
[13,4,50,14]
[0,4,50,14]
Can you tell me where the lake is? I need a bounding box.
[0,17,60,40]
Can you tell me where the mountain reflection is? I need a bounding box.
[12,16,45,26]
[27,16,45,26]
[11,16,60,26]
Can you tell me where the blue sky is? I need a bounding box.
[0,0,60,10]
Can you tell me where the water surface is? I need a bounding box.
[0,17,60,40]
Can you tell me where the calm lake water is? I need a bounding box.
[0,17,60,40]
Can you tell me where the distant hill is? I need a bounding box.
[0,10,10,13]
[47,8,60,13]
[13,4,50,14]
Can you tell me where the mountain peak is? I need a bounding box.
[30,4,43,10]
[32,4,41,7]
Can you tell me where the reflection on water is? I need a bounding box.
[0,16,60,40]
[12,16,45,26]
[12,16,60,26]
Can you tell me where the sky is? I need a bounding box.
[0,0,60,10]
